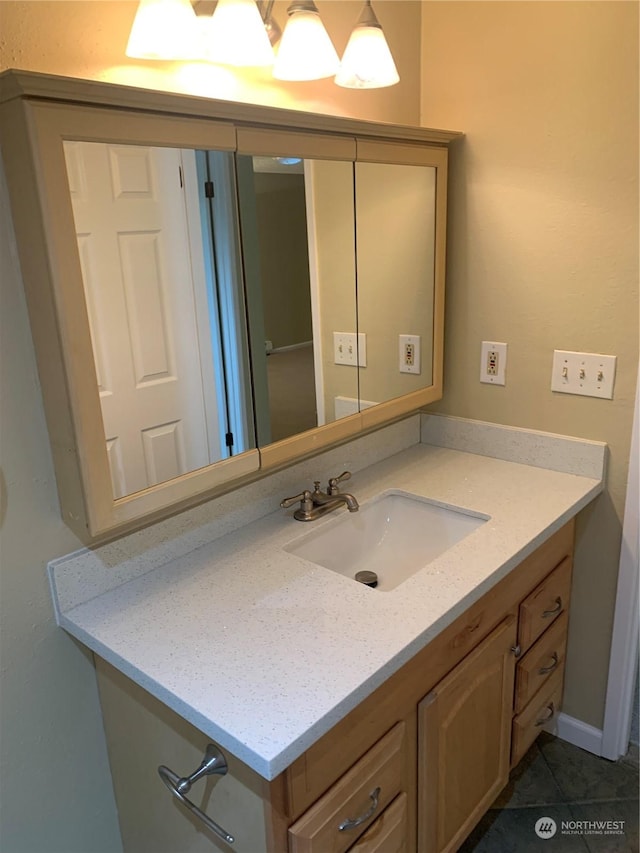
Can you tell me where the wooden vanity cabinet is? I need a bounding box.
[95,520,575,853]
[417,617,517,853]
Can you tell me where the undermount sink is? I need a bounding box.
[284,491,488,591]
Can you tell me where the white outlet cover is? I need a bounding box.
[480,341,507,385]
[399,334,421,374]
[551,350,616,399]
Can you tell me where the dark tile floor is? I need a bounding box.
[460,733,639,852]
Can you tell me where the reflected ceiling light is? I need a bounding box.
[126,0,202,60]
[273,1,340,81]
[335,0,399,89]
[205,0,275,66]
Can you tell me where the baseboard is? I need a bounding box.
[546,712,604,757]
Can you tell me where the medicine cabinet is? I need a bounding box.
[0,70,461,538]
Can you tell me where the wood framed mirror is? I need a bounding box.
[0,71,458,539]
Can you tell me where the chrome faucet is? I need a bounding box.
[280,471,359,521]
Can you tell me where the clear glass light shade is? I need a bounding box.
[126,0,202,60]
[335,24,399,89]
[273,9,340,81]
[205,0,274,66]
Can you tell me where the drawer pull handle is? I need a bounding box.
[542,597,562,618]
[338,786,381,832]
[535,702,555,727]
[158,744,234,846]
[539,652,559,675]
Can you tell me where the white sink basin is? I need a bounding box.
[284,491,488,591]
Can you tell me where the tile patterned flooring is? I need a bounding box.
[460,734,639,852]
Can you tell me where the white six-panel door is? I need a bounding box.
[64,141,216,498]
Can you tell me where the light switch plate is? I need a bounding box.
[333,332,366,367]
[551,350,616,399]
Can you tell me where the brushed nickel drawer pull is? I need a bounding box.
[535,702,555,727]
[511,644,522,658]
[539,652,559,675]
[338,786,381,832]
[158,744,234,845]
[542,597,562,618]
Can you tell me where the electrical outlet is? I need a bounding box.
[399,334,421,374]
[333,332,367,367]
[480,341,507,385]
[551,350,616,399]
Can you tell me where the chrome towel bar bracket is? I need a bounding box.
[158,743,235,845]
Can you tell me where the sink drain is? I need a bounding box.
[355,570,378,588]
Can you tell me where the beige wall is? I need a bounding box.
[421,1,639,729]
[0,159,123,852]
[0,2,421,850]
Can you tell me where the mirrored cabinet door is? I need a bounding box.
[355,160,436,407]
[235,151,358,447]
[355,141,448,428]
[14,102,260,536]
[63,141,257,500]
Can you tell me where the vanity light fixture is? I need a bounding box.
[335,0,399,89]
[125,0,399,88]
[272,1,340,81]
[126,0,202,60]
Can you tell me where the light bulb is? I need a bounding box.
[205,0,274,67]
[335,1,399,89]
[126,0,202,61]
[273,1,339,82]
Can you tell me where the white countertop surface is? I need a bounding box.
[51,435,603,780]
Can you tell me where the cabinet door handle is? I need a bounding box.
[338,786,381,832]
[542,597,562,618]
[158,744,234,846]
[535,702,555,727]
[511,644,522,658]
[538,652,559,675]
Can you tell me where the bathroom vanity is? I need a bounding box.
[49,415,606,853]
[1,70,606,852]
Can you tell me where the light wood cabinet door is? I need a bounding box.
[417,617,517,853]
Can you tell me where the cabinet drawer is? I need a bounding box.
[518,556,572,653]
[348,794,407,853]
[288,722,406,853]
[511,669,564,767]
[514,611,568,713]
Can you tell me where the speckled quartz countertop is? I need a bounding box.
[49,415,606,780]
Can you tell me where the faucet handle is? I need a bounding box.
[280,490,312,510]
[328,471,351,494]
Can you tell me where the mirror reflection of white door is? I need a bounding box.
[64,142,220,498]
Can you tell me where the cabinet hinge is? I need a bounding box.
[225,432,234,448]
[204,180,215,199]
